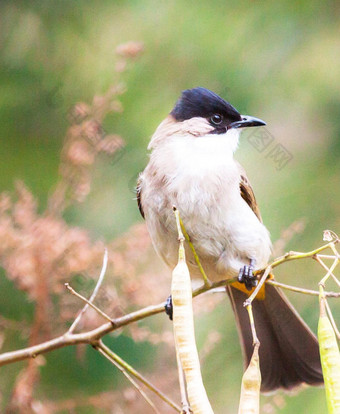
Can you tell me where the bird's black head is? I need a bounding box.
[170,87,266,134]
[170,87,242,134]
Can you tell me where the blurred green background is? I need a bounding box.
[0,0,339,413]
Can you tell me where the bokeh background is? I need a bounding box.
[0,1,339,413]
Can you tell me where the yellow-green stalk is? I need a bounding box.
[318,287,340,414]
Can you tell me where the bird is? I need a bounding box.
[136,87,323,392]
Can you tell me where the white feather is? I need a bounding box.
[141,120,271,282]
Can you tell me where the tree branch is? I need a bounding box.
[1,241,339,368]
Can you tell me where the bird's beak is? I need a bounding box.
[228,115,266,129]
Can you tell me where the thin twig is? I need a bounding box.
[246,304,259,346]
[314,255,340,289]
[68,249,108,333]
[266,240,339,270]
[325,300,340,340]
[330,240,340,255]
[266,280,340,297]
[96,342,161,414]
[244,266,272,307]
[96,340,181,413]
[65,283,113,323]
[319,256,339,287]
[172,206,185,243]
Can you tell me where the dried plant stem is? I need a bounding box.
[267,240,339,270]
[325,300,340,340]
[238,278,263,414]
[316,256,340,288]
[96,340,181,413]
[267,280,330,297]
[246,304,259,346]
[319,255,339,287]
[238,343,261,414]
[172,208,214,414]
[1,279,339,368]
[244,266,272,308]
[65,283,113,323]
[1,237,339,372]
[68,249,109,333]
[238,264,270,412]
[175,348,191,414]
[97,343,160,414]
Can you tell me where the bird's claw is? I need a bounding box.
[165,295,173,320]
[238,259,258,291]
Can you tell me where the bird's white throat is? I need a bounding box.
[150,128,240,181]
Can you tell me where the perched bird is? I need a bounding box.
[137,87,323,392]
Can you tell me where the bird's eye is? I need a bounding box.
[210,114,223,125]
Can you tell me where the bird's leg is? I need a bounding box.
[165,295,173,320]
[238,258,258,291]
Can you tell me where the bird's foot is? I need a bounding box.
[238,259,258,291]
[165,295,173,320]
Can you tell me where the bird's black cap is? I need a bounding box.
[170,87,266,134]
[170,87,241,123]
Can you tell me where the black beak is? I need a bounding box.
[228,115,266,129]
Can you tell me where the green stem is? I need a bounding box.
[178,215,211,287]
[96,340,182,413]
[268,241,338,269]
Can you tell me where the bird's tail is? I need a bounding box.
[226,283,324,392]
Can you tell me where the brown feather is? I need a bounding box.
[136,176,145,219]
[226,284,323,392]
[237,163,262,222]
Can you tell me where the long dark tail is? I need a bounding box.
[226,283,324,392]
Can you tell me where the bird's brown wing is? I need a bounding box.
[136,176,145,219]
[237,163,262,223]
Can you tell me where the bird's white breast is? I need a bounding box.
[141,130,271,281]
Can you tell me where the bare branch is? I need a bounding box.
[1,240,339,370]
[0,302,165,367]
[266,280,340,297]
